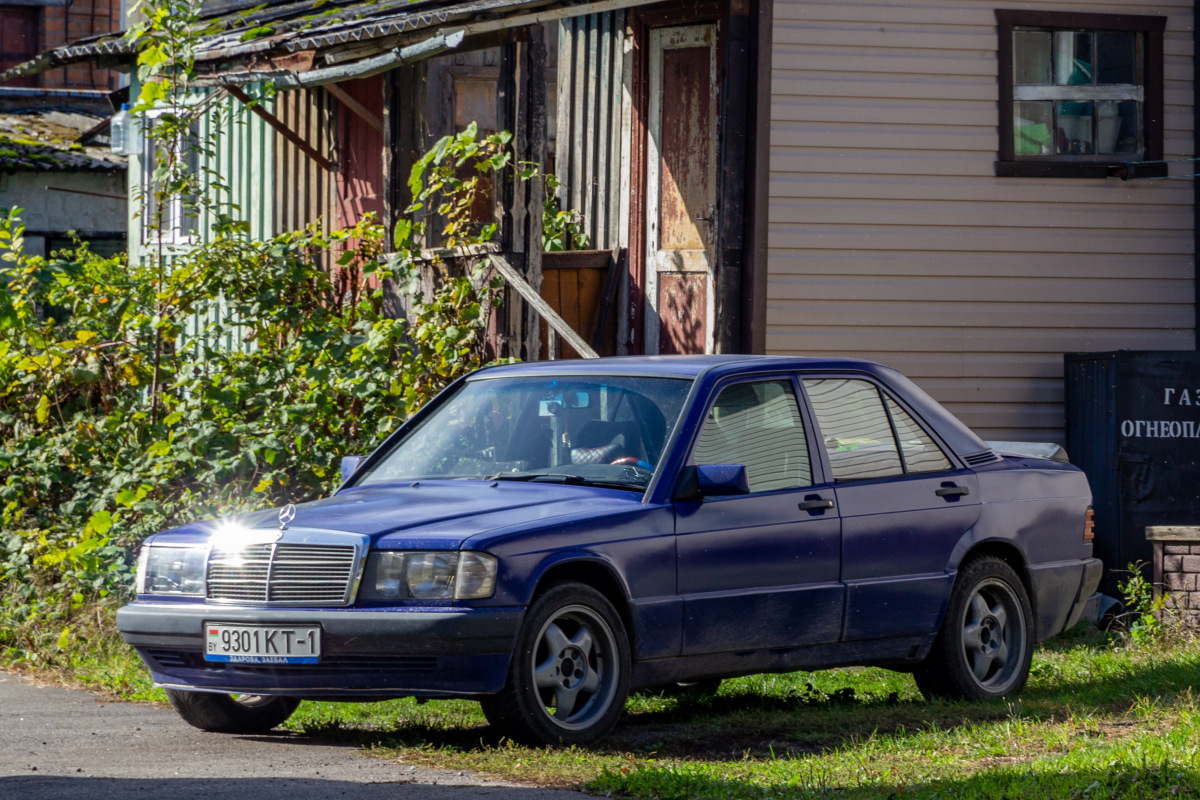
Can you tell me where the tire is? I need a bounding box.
[913,555,1034,701]
[481,581,631,746]
[166,689,301,734]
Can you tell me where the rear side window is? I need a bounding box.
[692,380,812,492]
[804,378,954,481]
[804,379,902,481]
[886,397,953,473]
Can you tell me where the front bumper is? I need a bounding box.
[117,601,524,698]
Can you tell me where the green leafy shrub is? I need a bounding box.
[0,179,502,660]
[1113,562,1171,646]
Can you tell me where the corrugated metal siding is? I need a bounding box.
[126,86,277,354]
[274,86,337,238]
[556,11,632,250]
[767,0,1195,442]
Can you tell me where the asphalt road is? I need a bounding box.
[0,671,588,799]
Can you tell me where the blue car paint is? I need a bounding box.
[118,355,1100,699]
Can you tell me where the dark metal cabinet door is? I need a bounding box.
[673,378,843,656]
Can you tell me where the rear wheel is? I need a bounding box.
[914,555,1033,701]
[481,581,630,745]
[166,689,300,734]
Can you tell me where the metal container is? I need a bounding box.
[1066,350,1200,596]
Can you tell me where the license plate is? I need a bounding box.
[204,623,320,664]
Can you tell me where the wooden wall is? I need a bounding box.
[766,0,1195,442]
[274,86,337,239]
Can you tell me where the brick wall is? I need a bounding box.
[1149,527,1200,628]
[38,0,123,91]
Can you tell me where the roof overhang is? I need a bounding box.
[0,0,654,89]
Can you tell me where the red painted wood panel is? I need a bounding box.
[335,75,385,229]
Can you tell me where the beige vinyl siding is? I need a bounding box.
[766,0,1195,443]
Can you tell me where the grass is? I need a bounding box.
[8,619,1200,799]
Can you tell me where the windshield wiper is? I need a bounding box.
[486,472,644,492]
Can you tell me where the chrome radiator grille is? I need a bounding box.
[207,541,359,606]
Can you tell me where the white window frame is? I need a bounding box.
[140,109,200,247]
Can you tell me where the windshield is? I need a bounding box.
[355,375,693,492]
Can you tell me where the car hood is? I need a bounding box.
[154,480,645,549]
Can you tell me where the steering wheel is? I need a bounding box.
[609,456,642,466]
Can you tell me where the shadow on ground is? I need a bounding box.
[290,638,1200,763]
[593,763,1200,800]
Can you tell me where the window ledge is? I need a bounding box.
[995,160,1168,179]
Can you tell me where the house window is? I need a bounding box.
[996,10,1165,178]
[141,115,200,245]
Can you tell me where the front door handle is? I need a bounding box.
[935,484,970,498]
[798,497,835,511]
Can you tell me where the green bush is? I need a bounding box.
[0,201,500,658]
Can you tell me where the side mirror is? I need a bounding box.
[696,464,751,496]
[341,456,367,484]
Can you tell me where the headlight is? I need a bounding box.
[360,551,497,600]
[136,544,207,597]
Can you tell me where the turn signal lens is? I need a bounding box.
[1083,507,1095,542]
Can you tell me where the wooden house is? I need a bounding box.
[2,0,1194,442]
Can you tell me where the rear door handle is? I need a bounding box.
[935,485,969,497]
[798,497,835,511]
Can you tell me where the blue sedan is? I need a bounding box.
[118,356,1101,745]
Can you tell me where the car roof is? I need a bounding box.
[466,355,990,460]
[467,354,883,380]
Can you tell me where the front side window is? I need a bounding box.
[996,10,1165,178]
[355,375,692,492]
[691,380,812,493]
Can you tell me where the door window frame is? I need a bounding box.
[679,373,828,498]
[796,373,963,484]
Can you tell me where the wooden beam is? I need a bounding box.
[225,84,335,172]
[325,82,384,135]
[491,254,598,359]
[522,24,548,362]
[590,248,623,352]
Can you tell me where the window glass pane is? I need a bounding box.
[1056,100,1094,154]
[1013,30,1052,84]
[885,398,953,473]
[1054,31,1094,86]
[1097,31,1137,84]
[804,379,902,482]
[1014,101,1053,155]
[1097,99,1141,154]
[693,381,812,493]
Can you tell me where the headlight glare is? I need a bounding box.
[137,545,207,597]
[361,551,497,600]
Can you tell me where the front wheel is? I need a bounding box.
[166,689,300,734]
[481,581,630,746]
[913,555,1033,701]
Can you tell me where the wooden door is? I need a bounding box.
[645,24,718,355]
